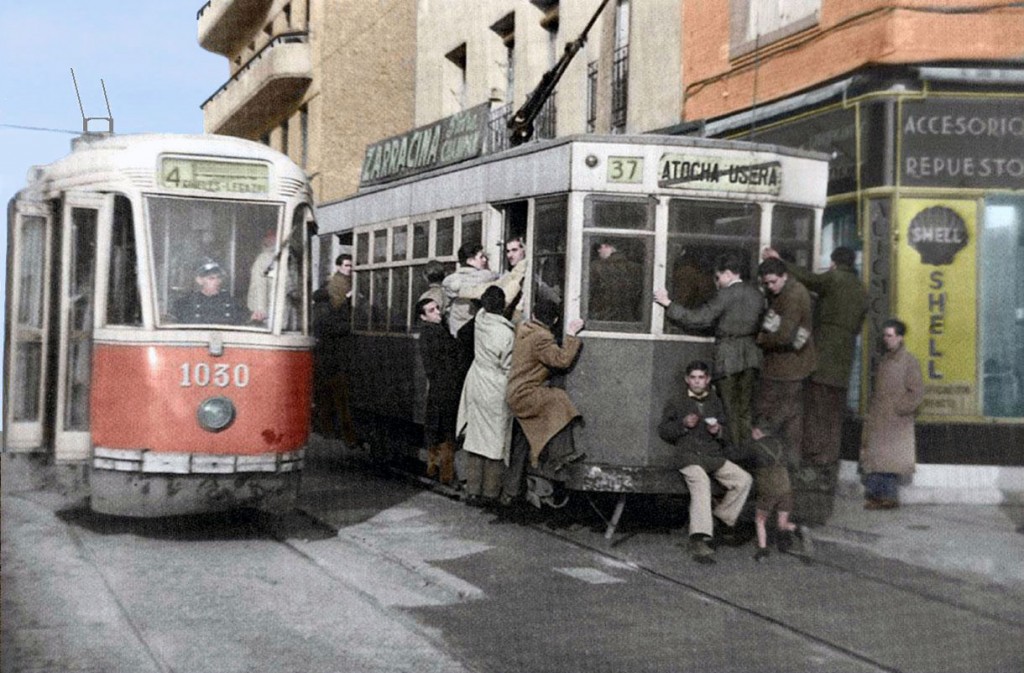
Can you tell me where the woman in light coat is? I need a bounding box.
[456,286,515,503]
[860,318,924,509]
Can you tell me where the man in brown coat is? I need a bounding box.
[506,303,585,473]
[860,319,924,509]
[755,257,817,469]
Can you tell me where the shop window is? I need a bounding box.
[370,268,389,331]
[356,232,369,265]
[582,195,652,331]
[664,199,760,335]
[980,196,1024,418]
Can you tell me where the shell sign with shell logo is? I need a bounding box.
[897,199,978,418]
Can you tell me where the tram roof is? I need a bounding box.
[319,133,830,232]
[18,133,306,197]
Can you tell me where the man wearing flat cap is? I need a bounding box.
[172,259,251,325]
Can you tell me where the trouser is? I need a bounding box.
[680,461,753,538]
[864,472,899,501]
[316,371,357,445]
[500,421,530,500]
[463,452,505,499]
[716,368,758,447]
[756,377,806,469]
[801,381,847,465]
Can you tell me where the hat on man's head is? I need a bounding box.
[195,259,225,277]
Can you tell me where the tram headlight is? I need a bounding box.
[196,396,236,432]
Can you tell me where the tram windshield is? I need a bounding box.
[147,196,298,330]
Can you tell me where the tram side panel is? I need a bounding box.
[566,337,715,494]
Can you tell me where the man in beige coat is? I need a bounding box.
[860,318,924,509]
[506,303,585,473]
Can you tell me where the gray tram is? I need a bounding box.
[317,134,829,529]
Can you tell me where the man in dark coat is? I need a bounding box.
[312,281,356,445]
[655,252,764,446]
[172,260,251,325]
[763,246,867,466]
[415,297,461,484]
[588,239,643,322]
[658,360,753,564]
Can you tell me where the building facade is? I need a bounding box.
[198,0,418,202]
[679,1,1024,497]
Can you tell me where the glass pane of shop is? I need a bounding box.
[980,196,1024,418]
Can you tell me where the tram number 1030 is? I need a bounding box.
[179,363,250,388]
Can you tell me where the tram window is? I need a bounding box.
[13,215,47,421]
[373,230,388,263]
[585,198,652,231]
[66,207,98,430]
[106,195,142,326]
[390,267,410,332]
[771,205,815,268]
[436,217,455,257]
[147,196,279,328]
[461,212,482,251]
[665,199,760,335]
[392,225,408,261]
[317,234,335,286]
[532,197,567,323]
[413,221,429,258]
[582,234,650,329]
[283,208,308,333]
[370,268,389,331]
[356,232,369,265]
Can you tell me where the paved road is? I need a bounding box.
[3,454,1023,673]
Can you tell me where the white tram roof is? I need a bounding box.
[318,133,830,234]
[17,133,308,200]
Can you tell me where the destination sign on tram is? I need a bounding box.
[658,153,782,195]
[160,158,270,194]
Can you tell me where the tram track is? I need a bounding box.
[373,463,1024,672]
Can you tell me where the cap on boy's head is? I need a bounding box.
[196,260,225,277]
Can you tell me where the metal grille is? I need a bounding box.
[489,103,513,154]
[611,44,629,132]
[535,93,557,141]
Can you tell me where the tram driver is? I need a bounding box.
[172,259,252,325]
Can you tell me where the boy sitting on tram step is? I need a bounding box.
[657,360,753,564]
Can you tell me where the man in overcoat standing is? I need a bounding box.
[860,319,924,509]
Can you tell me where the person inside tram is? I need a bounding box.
[247,229,277,323]
[588,238,643,322]
[172,259,251,325]
[657,360,753,564]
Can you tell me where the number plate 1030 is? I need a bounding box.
[180,363,250,388]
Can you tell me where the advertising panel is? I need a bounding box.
[896,199,977,416]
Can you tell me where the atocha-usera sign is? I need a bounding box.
[658,153,782,195]
[360,103,489,187]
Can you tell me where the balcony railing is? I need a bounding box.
[198,0,275,55]
[611,44,629,133]
[201,31,311,137]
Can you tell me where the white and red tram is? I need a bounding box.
[4,133,316,516]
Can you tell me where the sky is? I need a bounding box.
[0,2,226,410]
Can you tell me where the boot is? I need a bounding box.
[438,441,455,485]
[426,445,440,478]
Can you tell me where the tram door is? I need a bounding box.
[4,193,105,461]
